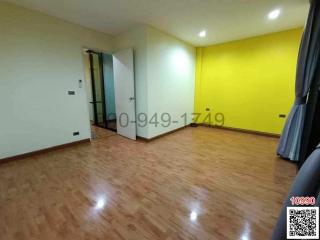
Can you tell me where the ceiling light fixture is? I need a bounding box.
[199,30,206,38]
[268,9,281,20]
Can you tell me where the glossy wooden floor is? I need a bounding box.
[0,126,296,240]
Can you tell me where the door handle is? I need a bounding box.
[129,97,135,101]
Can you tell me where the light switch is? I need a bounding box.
[79,79,83,88]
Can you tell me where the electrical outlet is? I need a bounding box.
[73,132,80,136]
[68,91,76,95]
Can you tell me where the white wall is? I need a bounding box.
[0,2,114,159]
[116,26,195,139]
[146,27,195,138]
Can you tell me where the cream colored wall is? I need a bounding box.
[146,27,195,138]
[0,2,115,159]
[115,26,196,139]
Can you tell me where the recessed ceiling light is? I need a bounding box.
[268,9,281,20]
[199,30,206,38]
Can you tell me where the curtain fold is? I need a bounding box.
[277,0,320,161]
[277,105,306,160]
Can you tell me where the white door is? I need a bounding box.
[113,48,136,140]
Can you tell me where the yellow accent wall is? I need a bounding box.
[194,28,303,134]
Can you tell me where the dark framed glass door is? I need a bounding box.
[88,50,107,128]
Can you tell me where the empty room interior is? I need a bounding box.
[2,0,320,239]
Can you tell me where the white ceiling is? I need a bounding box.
[4,0,309,46]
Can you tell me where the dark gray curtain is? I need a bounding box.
[277,0,320,161]
[272,146,320,239]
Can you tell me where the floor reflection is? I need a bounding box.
[190,210,198,221]
[94,196,106,210]
[241,221,251,240]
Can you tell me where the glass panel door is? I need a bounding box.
[89,51,106,128]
